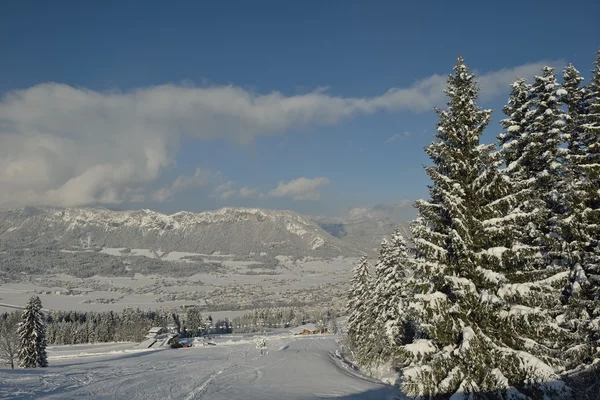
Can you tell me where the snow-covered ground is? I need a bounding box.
[0,335,402,400]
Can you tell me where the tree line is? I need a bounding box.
[347,50,600,399]
[228,307,340,333]
[0,301,341,368]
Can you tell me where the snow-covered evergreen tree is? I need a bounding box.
[529,67,569,263]
[497,76,566,283]
[17,296,48,368]
[498,67,581,275]
[561,64,587,156]
[498,78,534,169]
[559,64,588,281]
[398,58,570,399]
[562,50,600,366]
[373,229,413,359]
[346,255,377,365]
[570,50,600,267]
[185,307,204,337]
[499,68,568,266]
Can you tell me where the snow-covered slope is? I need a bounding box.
[0,335,402,400]
[0,207,360,259]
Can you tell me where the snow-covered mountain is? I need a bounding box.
[0,206,361,258]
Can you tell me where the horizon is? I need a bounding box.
[0,201,408,222]
[1,0,599,220]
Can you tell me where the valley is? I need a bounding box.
[0,253,357,315]
[0,206,398,315]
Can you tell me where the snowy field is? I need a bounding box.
[0,256,358,314]
[0,335,402,400]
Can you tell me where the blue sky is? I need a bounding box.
[0,0,598,218]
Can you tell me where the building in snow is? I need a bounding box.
[139,327,180,348]
[289,323,328,335]
[146,327,167,339]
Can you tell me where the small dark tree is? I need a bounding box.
[185,307,204,337]
[0,311,20,369]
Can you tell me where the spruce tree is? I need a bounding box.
[498,78,533,171]
[398,58,570,399]
[346,255,376,365]
[497,71,571,334]
[186,307,203,337]
[500,68,568,266]
[559,64,588,284]
[561,64,587,156]
[498,77,564,282]
[373,229,413,357]
[529,67,569,264]
[17,296,48,368]
[495,78,545,277]
[563,50,600,366]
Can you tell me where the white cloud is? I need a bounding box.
[0,60,558,208]
[476,63,561,100]
[239,186,258,198]
[211,182,260,200]
[212,181,236,199]
[268,177,330,200]
[219,190,236,200]
[385,132,411,143]
[214,181,234,193]
[348,200,413,221]
[152,168,209,202]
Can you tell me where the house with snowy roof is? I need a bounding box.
[289,323,328,335]
[139,326,181,348]
[146,327,167,339]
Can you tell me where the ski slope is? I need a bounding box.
[0,335,402,400]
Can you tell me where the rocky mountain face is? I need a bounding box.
[0,207,362,259]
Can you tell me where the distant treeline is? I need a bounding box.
[0,306,341,347]
[228,307,340,333]
[0,248,226,281]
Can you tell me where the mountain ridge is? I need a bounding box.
[0,206,362,258]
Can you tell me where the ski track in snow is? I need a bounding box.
[0,335,402,400]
